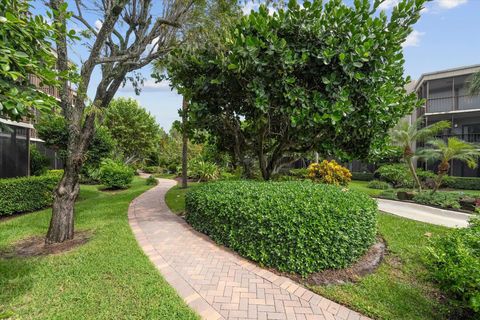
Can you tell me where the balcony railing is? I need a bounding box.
[434,133,480,143]
[426,95,480,113]
[28,74,77,104]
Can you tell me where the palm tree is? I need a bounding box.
[390,117,450,191]
[418,137,480,193]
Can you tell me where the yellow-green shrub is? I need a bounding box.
[307,160,352,186]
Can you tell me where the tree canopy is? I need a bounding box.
[104,98,161,164]
[0,0,58,120]
[166,0,426,179]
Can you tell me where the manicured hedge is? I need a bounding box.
[351,172,374,181]
[443,176,480,190]
[0,174,60,216]
[186,180,378,275]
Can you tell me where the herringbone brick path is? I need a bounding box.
[128,178,369,320]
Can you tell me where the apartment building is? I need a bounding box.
[411,64,480,177]
[0,75,75,178]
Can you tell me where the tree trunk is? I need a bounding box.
[46,0,79,244]
[46,167,80,243]
[433,160,449,194]
[406,156,422,191]
[181,98,188,188]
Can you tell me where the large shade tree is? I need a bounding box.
[46,0,197,244]
[104,98,161,164]
[166,0,426,180]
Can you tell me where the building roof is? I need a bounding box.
[0,118,34,129]
[414,64,480,92]
[405,80,417,94]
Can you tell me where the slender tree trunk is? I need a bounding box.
[181,98,188,188]
[433,161,449,194]
[407,156,422,191]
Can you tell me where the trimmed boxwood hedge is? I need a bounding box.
[351,172,374,181]
[443,176,480,190]
[0,174,60,216]
[185,180,378,276]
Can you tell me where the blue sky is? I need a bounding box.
[33,0,478,131]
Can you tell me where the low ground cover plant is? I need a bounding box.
[0,174,60,215]
[367,180,391,190]
[307,160,352,186]
[426,216,480,316]
[186,180,377,276]
[145,175,158,185]
[378,188,399,200]
[413,191,463,210]
[98,159,134,189]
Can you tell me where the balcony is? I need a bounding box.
[28,74,76,104]
[433,133,480,144]
[426,94,480,114]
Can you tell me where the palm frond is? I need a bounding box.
[416,138,445,161]
[390,118,412,146]
[415,120,450,142]
[418,137,480,169]
[469,71,480,95]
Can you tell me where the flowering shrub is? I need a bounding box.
[307,160,352,186]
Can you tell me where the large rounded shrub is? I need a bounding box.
[98,159,134,189]
[186,180,377,276]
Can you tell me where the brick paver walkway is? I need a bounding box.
[128,178,369,320]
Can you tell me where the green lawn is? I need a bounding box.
[153,173,178,179]
[348,180,384,197]
[0,177,198,320]
[165,182,200,214]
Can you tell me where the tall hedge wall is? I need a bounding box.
[186,180,378,276]
[0,174,60,216]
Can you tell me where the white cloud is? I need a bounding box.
[268,6,277,16]
[378,0,400,10]
[119,79,172,92]
[94,20,103,30]
[241,1,276,16]
[242,2,259,14]
[437,0,468,9]
[402,30,425,48]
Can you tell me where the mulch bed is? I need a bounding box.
[268,238,386,286]
[0,230,92,259]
